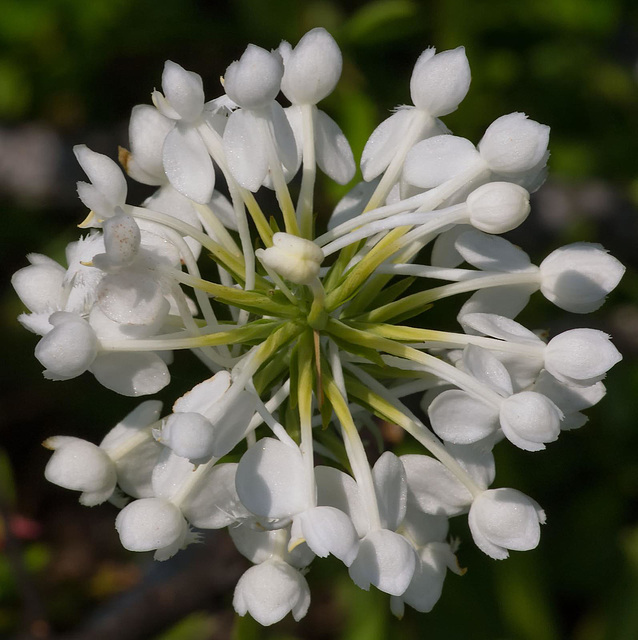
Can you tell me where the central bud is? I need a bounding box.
[259,232,325,286]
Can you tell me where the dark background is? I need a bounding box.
[1,0,638,638]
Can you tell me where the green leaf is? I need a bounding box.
[341,0,421,46]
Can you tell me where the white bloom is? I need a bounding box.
[539,243,625,313]
[466,182,530,234]
[233,558,311,625]
[468,488,546,560]
[44,436,117,506]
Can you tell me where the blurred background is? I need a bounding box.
[1,0,637,638]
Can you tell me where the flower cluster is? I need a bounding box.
[13,28,624,625]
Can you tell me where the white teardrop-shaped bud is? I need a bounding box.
[157,412,216,462]
[468,488,546,560]
[35,312,98,380]
[233,558,311,625]
[544,329,621,386]
[539,243,625,313]
[280,28,342,105]
[258,232,323,285]
[478,113,550,175]
[466,182,530,234]
[499,391,563,451]
[410,46,471,116]
[224,45,284,110]
[44,436,117,506]
[115,497,188,560]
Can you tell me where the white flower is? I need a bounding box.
[468,488,546,560]
[233,558,311,626]
[44,436,117,506]
[539,243,626,313]
[466,182,530,234]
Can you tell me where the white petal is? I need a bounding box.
[462,344,513,397]
[223,109,268,191]
[372,451,407,531]
[151,449,195,499]
[315,465,369,537]
[410,46,471,116]
[455,229,533,272]
[349,529,416,596]
[269,101,299,177]
[428,389,499,445]
[539,243,625,313]
[533,370,606,414]
[96,271,169,328]
[499,391,562,451]
[73,145,127,207]
[236,437,310,519]
[400,543,454,612]
[233,559,310,625]
[403,135,482,189]
[401,454,473,516]
[115,497,187,557]
[173,371,231,413]
[328,179,379,230]
[462,313,544,345]
[208,390,257,458]
[76,181,116,218]
[468,488,545,560]
[90,351,170,397]
[229,524,314,569]
[294,506,359,565]
[162,123,215,204]
[360,109,416,182]
[161,60,205,122]
[127,104,175,182]
[430,225,471,267]
[181,463,250,528]
[457,285,534,321]
[314,110,355,184]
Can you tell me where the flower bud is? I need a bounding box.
[478,113,550,174]
[467,182,530,234]
[35,312,98,379]
[280,28,342,105]
[224,45,283,110]
[44,436,117,506]
[544,329,622,386]
[157,412,215,462]
[499,391,562,451]
[539,243,625,313]
[468,488,545,559]
[115,497,187,560]
[259,232,324,285]
[410,47,471,116]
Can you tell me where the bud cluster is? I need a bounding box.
[13,28,624,626]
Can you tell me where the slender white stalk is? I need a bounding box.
[297,104,317,238]
[321,206,466,257]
